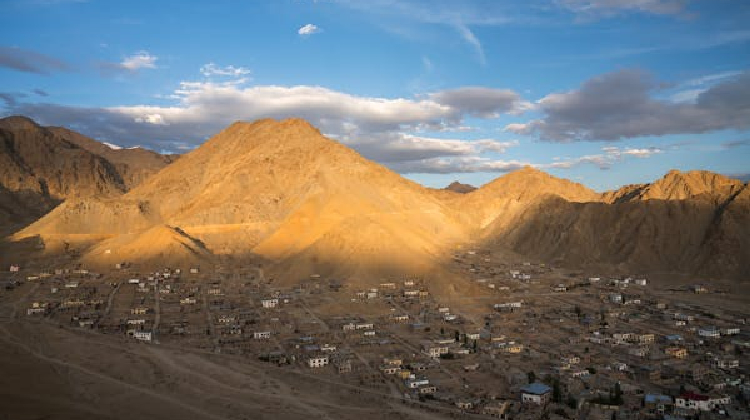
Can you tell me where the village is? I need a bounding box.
[2,250,749,420]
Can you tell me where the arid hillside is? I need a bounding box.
[18,118,469,281]
[48,125,179,189]
[472,170,750,279]
[0,116,177,235]
[4,117,749,281]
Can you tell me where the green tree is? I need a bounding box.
[528,371,536,384]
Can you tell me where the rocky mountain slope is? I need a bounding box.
[48,126,178,189]
[478,170,749,279]
[6,117,749,280]
[19,119,468,281]
[0,116,176,235]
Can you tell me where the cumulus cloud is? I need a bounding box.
[506,69,750,142]
[390,156,529,174]
[298,24,321,36]
[429,87,531,118]
[557,0,689,17]
[546,145,663,170]
[3,68,541,175]
[98,50,158,74]
[200,63,251,77]
[0,46,70,74]
[355,133,518,163]
[7,72,534,155]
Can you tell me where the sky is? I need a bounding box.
[1,0,749,191]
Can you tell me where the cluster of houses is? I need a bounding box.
[5,256,750,420]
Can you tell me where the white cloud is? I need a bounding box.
[8,65,535,174]
[102,142,121,150]
[200,63,251,78]
[354,133,518,164]
[454,23,485,65]
[119,51,157,71]
[298,23,321,36]
[544,145,663,170]
[134,113,166,125]
[390,156,530,174]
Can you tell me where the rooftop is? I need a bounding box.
[521,383,552,395]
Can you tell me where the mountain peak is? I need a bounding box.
[0,115,42,131]
[643,169,744,201]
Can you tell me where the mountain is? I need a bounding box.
[456,166,600,231]
[480,170,750,279]
[18,118,468,282]
[6,117,750,281]
[0,116,177,235]
[48,126,178,189]
[444,181,476,194]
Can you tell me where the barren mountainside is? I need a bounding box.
[4,117,749,281]
[0,116,177,234]
[48,126,179,189]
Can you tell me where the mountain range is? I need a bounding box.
[1,116,748,282]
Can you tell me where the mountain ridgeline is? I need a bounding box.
[2,116,748,281]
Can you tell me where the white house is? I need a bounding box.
[494,302,522,311]
[520,383,552,405]
[609,293,623,304]
[406,378,430,389]
[307,356,329,368]
[675,393,730,411]
[421,341,449,359]
[253,331,271,339]
[714,359,739,370]
[261,298,278,308]
[133,331,152,342]
[698,326,720,339]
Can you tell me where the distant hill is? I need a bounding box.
[47,126,179,189]
[444,181,476,194]
[6,117,750,281]
[0,116,176,235]
[475,169,749,279]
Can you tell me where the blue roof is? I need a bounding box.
[645,394,672,403]
[521,383,552,395]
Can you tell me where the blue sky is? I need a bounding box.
[1,0,749,191]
